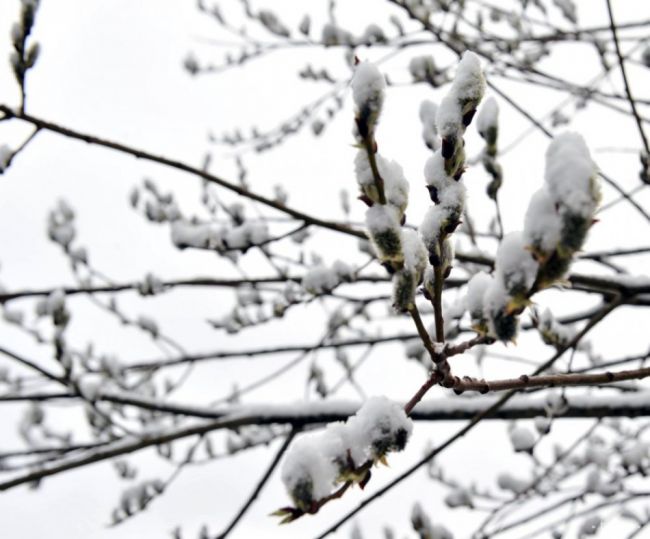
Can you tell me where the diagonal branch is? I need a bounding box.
[0,104,365,241]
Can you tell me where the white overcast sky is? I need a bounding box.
[0,1,649,538]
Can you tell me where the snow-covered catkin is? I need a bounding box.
[474,135,600,342]
[351,61,386,141]
[365,205,403,269]
[392,229,427,312]
[527,132,601,288]
[419,99,439,151]
[466,271,493,331]
[476,96,502,200]
[419,52,484,277]
[280,397,412,515]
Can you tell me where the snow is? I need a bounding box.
[354,151,409,213]
[439,180,466,211]
[424,151,452,191]
[452,51,485,103]
[365,204,402,262]
[351,61,385,116]
[409,55,435,82]
[354,149,376,188]
[281,431,339,510]
[497,472,529,494]
[466,271,493,321]
[436,94,462,139]
[171,220,222,250]
[435,50,484,142]
[321,22,354,46]
[538,308,576,346]
[494,232,539,296]
[523,188,562,256]
[483,279,517,341]
[533,416,551,434]
[224,221,269,249]
[419,206,446,256]
[302,264,340,294]
[509,425,536,452]
[392,229,427,310]
[419,99,439,151]
[36,288,66,317]
[347,396,413,460]
[545,132,599,218]
[476,96,498,136]
[78,377,102,401]
[401,229,427,275]
[620,441,648,467]
[138,273,164,296]
[280,396,412,508]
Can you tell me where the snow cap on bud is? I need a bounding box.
[365,205,403,268]
[351,61,386,140]
[419,99,439,151]
[466,271,493,332]
[477,96,498,140]
[392,229,427,312]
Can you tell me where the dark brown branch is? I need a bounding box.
[0,104,366,241]
[452,366,650,394]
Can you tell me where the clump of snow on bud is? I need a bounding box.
[281,434,339,511]
[347,396,412,461]
[392,229,428,311]
[620,441,649,468]
[483,280,518,342]
[497,472,529,494]
[419,100,439,151]
[409,55,437,83]
[420,207,446,258]
[534,416,552,435]
[351,61,385,137]
[401,229,428,276]
[494,232,539,297]
[354,151,409,213]
[171,221,223,250]
[476,96,498,137]
[545,132,599,218]
[584,439,610,469]
[302,261,356,295]
[282,397,412,510]
[424,151,452,192]
[365,205,403,263]
[451,51,485,104]
[438,180,466,211]
[523,188,562,257]
[436,94,462,139]
[545,391,569,416]
[466,271,493,322]
[509,425,536,452]
[224,221,269,249]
